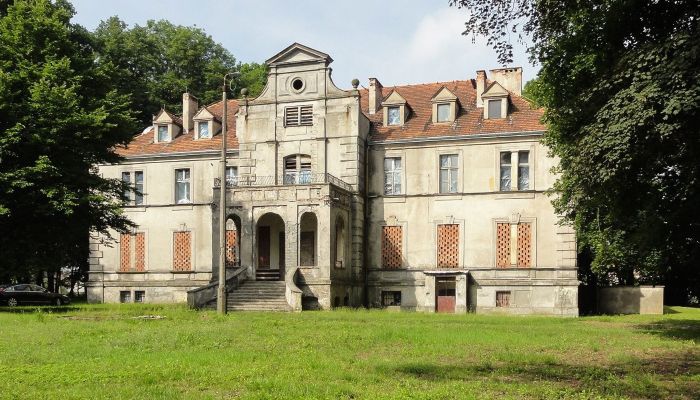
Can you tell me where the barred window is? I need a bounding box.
[383,157,402,195]
[285,105,313,126]
[496,291,511,307]
[134,291,145,303]
[120,291,131,303]
[381,291,401,306]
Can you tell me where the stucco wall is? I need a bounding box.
[598,286,664,315]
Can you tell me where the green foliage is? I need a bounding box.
[92,17,267,126]
[451,0,700,303]
[0,0,136,280]
[0,305,697,398]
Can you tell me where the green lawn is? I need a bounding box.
[0,305,697,399]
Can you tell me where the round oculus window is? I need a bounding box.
[291,78,304,92]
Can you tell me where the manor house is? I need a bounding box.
[87,43,578,315]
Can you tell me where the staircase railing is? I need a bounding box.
[186,267,248,309]
[285,267,303,312]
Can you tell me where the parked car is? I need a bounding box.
[0,284,71,306]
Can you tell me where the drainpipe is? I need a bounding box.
[362,136,370,308]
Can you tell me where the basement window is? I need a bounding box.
[120,291,131,303]
[496,291,511,307]
[134,291,145,303]
[381,291,401,307]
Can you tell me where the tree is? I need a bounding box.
[450,0,700,304]
[0,0,136,285]
[92,17,267,126]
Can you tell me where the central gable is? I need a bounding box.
[266,42,333,67]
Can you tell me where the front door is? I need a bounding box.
[436,277,456,313]
[258,226,270,269]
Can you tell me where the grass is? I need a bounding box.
[0,305,697,399]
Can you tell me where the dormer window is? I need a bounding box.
[198,121,210,138]
[387,106,401,126]
[157,125,168,142]
[488,100,502,119]
[430,87,458,124]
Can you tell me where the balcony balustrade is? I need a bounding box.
[214,172,352,192]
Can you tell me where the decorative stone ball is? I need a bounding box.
[351,78,360,89]
[240,88,249,97]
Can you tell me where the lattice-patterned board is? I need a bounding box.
[496,223,511,268]
[135,233,146,272]
[381,226,403,269]
[517,223,532,268]
[119,233,131,272]
[173,231,192,271]
[437,224,459,268]
[225,229,238,267]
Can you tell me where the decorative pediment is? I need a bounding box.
[431,87,458,103]
[482,81,510,98]
[382,90,407,106]
[193,107,218,122]
[265,42,332,66]
[153,109,178,124]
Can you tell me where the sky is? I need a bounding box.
[71,0,537,89]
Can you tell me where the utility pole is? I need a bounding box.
[217,73,238,314]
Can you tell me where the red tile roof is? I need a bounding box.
[117,100,239,157]
[360,80,545,142]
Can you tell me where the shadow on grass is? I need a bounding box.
[386,350,698,399]
[0,306,79,314]
[637,319,700,343]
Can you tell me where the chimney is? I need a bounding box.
[368,78,383,115]
[182,92,198,132]
[489,67,522,96]
[475,70,487,107]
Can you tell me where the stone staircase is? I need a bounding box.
[226,280,290,312]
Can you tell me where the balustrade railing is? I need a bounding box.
[214,172,352,192]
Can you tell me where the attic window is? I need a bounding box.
[198,121,210,138]
[488,100,503,119]
[387,106,400,126]
[437,103,451,122]
[157,125,168,142]
[291,78,304,92]
[285,105,313,127]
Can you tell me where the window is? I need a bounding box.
[381,226,403,269]
[291,78,304,91]
[157,125,168,142]
[387,106,400,126]
[496,291,511,307]
[436,103,451,122]
[439,154,459,193]
[121,172,131,202]
[383,157,402,195]
[173,231,192,271]
[283,154,311,184]
[500,152,512,191]
[122,171,144,205]
[134,291,145,303]
[175,168,191,204]
[437,224,460,268]
[198,121,210,138]
[119,291,131,303]
[285,105,313,126]
[488,100,502,119]
[225,166,238,187]
[518,151,529,190]
[300,231,316,266]
[120,232,146,272]
[496,222,532,268]
[382,291,401,307]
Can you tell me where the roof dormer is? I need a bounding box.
[152,109,182,143]
[192,107,221,140]
[481,81,510,119]
[382,90,409,127]
[431,87,459,123]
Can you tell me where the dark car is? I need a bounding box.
[0,284,71,306]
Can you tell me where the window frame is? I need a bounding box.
[495,146,536,193]
[174,168,191,204]
[284,105,313,127]
[487,99,502,119]
[387,106,401,126]
[197,120,210,139]
[225,166,238,187]
[157,124,169,142]
[283,154,312,185]
[121,170,145,206]
[438,154,459,194]
[493,217,537,268]
[436,103,451,123]
[383,157,402,195]
[517,151,530,190]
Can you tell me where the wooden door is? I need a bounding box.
[436,278,456,313]
[258,226,270,269]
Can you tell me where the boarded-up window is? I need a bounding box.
[381,226,403,269]
[173,231,192,271]
[134,232,146,272]
[119,233,131,272]
[517,223,532,267]
[496,223,511,268]
[381,291,401,306]
[437,224,459,268]
[300,231,315,266]
[496,291,511,307]
[225,229,238,267]
[285,105,313,126]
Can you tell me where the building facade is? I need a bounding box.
[87,43,578,315]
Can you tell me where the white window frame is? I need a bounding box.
[197,120,210,139]
[439,154,459,194]
[496,146,535,192]
[436,103,451,123]
[383,157,402,195]
[225,166,238,187]
[387,106,401,126]
[157,124,169,142]
[174,168,191,204]
[121,169,145,205]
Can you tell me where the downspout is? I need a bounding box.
[363,136,370,308]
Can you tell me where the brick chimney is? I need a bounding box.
[182,92,198,132]
[368,78,383,115]
[489,67,522,96]
[475,70,487,108]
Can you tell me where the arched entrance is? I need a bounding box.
[299,212,317,266]
[256,213,285,280]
